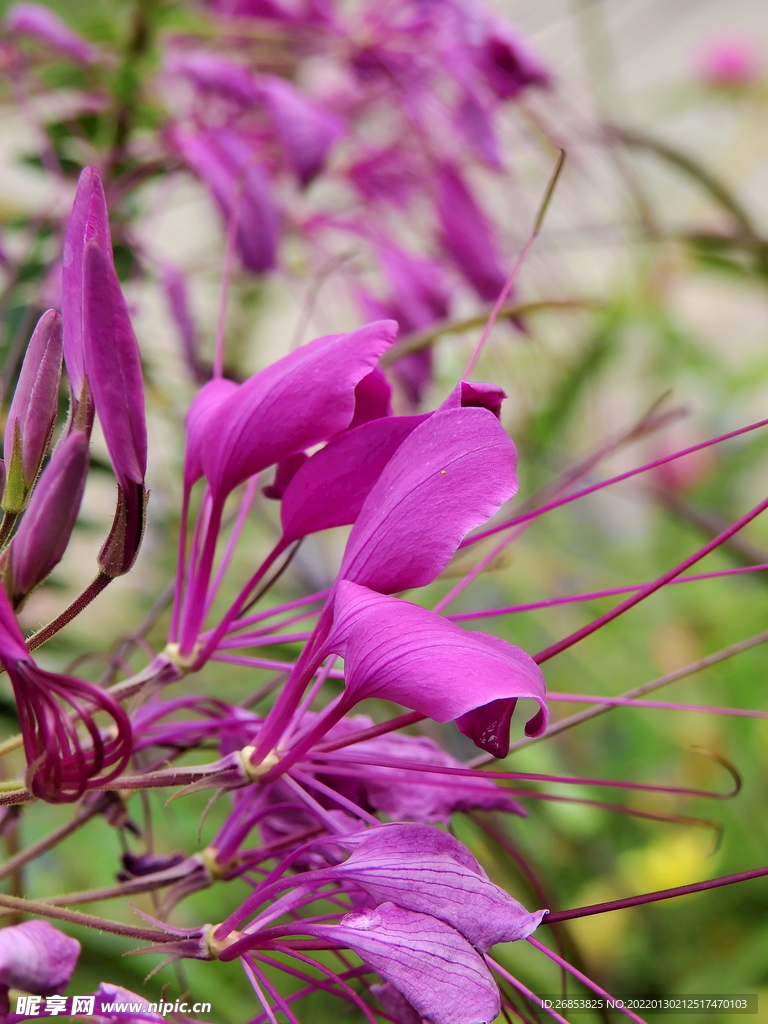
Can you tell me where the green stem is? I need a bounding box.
[0,891,173,942]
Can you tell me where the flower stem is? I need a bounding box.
[543,865,768,923]
[0,891,174,941]
[26,572,112,652]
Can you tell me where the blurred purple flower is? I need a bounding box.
[168,126,279,273]
[4,3,98,65]
[0,920,79,1014]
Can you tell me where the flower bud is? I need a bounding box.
[4,431,88,608]
[2,309,63,514]
[4,3,98,65]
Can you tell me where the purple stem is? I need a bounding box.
[547,693,768,718]
[526,937,648,1024]
[463,415,768,547]
[449,562,768,621]
[304,751,733,798]
[534,492,768,664]
[543,864,768,923]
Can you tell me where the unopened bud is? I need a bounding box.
[4,431,88,608]
[2,309,63,514]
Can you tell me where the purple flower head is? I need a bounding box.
[194,320,397,504]
[168,126,279,273]
[2,309,62,514]
[257,75,345,186]
[339,406,517,594]
[62,167,111,404]
[436,162,508,303]
[4,3,98,64]
[302,903,501,1024]
[4,431,89,609]
[0,921,79,1009]
[0,587,132,801]
[321,582,547,754]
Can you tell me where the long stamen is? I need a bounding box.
[462,415,768,547]
[534,492,768,664]
[543,864,768,923]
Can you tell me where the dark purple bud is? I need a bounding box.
[160,265,208,384]
[5,3,98,64]
[477,24,550,100]
[4,431,89,608]
[165,51,261,104]
[2,309,62,513]
[62,167,111,403]
[118,850,186,882]
[0,920,80,995]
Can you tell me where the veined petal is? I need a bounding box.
[323,582,547,753]
[332,823,546,951]
[309,903,500,1024]
[339,407,517,594]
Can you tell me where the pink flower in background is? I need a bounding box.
[698,37,760,87]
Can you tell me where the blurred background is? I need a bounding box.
[1,0,768,1020]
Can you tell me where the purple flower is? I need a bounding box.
[0,587,132,801]
[321,581,547,754]
[2,309,62,514]
[4,3,98,65]
[0,921,79,1009]
[4,431,89,609]
[165,51,261,104]
[168,126,279,273]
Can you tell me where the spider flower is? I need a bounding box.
[0,921,79,1012]
[4,431,89,608]
[0,587,132,801]
[2,309,62,514]
[4,3,98,65]
[321,582,547,755]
